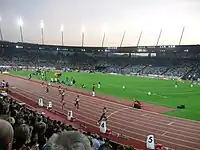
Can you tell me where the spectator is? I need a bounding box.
[98,136,105,146]
[98,144,113,150]
[42,131,91,150]
[0,115,15,125]
[0,119,14,150]
[92,134,100,150]
[12,124,31,150]
[116,145,125,150]
[34,122,47,150]
[125,146,136,150]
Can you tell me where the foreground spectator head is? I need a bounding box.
[0,115,15,125]
[43,131,91,150]
[13,124,31,149]
[35,122,46,135]
[0,119,14,150]
[125,146,136,150]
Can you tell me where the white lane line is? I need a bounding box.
[162,131,168,136]
[107,107,131,118]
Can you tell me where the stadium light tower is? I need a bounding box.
[40,20,44,45]
[101,24,107,47]
[17,17,24,43]
[179,26,185,45]
[0,17,3,41]
[137,30,143,47]
[119,30,126,47]
[156,28,162,46]
[81,26,85,47]
[60,24,64,46]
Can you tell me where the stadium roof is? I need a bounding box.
[0,40,200,54]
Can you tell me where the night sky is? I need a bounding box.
[0,0,200,46]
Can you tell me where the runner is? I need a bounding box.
[45,85,49,94]
[74,95,80,110]
[61,89,65,102]
[97,107,107,125]
[58,85,62,95]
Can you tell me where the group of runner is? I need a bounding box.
[43,83,80,110]
[42,81,107,124]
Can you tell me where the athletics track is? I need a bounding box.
[1,74,200,150]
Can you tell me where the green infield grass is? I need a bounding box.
[9,70,200,121]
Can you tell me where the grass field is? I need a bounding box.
[9,70,200,121]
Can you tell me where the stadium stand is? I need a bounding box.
[1,41,200,81]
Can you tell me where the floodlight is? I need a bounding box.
[40,20,44,29]
[18,17,23,27]
[60,24,64,32]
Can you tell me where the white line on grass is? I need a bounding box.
[165,91,200,95]
[152,93,168,99]
[108,82,200,98]
[108,83,168,99]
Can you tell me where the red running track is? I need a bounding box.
[2,74,200,150]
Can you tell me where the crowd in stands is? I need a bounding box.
[0,93,137,150]
[1,45,200,79]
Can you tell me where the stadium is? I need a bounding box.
[1,1,200,150]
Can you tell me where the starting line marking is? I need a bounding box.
[167,122,173,125]
[107,107,131,118]
[162,131,168,136]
